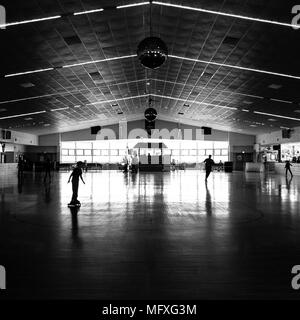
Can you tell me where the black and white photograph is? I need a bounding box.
[0,0,300,315]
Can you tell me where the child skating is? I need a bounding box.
[68,161,85,207]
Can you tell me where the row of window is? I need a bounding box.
[62,149,228,157]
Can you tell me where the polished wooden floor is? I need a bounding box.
[0,170,300,299]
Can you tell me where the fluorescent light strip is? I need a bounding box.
[254,111,300,121]
[62,54,136,68]
[270,98,293,104]
[243,94,264,99]
[73,8,104,16]
[87,94,149,106]
[153,1,294,28]
[117,2,150,9]
[170,55,300,80]
[0,110,46,121]
[242,109,250,112]
[50,107,70,112]
[5,68,54,78]
[0,15,61,28]
[151,94,237,110]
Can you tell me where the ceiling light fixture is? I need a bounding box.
[0,110,46,120]
[62,55,136,68]
[0,15,61,29]
[117,2,150,9]
[152,1,294,28]
[151,93,237,110]
[73,8,104,16]
[254,111,300,121]
[50,107,69,112]
[270,98,293,104]
[5,68,54,78]
[87,94,149,106]
[169,55,300,80]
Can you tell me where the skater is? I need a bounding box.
[131,152,139,173]
[204,155,215,181]
[44,158,52,183]
[68,161,85,206]
[285,160,293,177]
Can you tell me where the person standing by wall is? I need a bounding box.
[204,155,215,181]
[68,161,85,206]
[285,160,293,177]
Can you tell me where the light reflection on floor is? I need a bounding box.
[1,170,300,299]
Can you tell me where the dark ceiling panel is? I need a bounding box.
[0,0,300,135]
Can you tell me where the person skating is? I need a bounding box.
[68,161,85,206]
[285,160,293,177]
[204,155,215,181]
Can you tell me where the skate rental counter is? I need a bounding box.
[134,142,171,172]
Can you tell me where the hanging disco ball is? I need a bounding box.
[144,107,157,122]
[137,37,168,69]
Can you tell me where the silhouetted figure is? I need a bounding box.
[285,160,293,177]
[218,160,223,172]
[131,152,139,173]
[68,161,85,206]
[123,155,128,173]
[17,156,24,179]
[44,158,51,183]
[204,155,215,180]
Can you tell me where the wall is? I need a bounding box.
[39,120,255,162]
[0,128,38,146]
[256,126,300,145]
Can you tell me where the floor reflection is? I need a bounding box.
[1,171,300,299]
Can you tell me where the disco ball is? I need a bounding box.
[144,107,157,122]
[137,37,168,69]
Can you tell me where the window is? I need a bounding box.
[214,149,221,156]
[76,149,83,156]
[84,150,91,156]
[93,150,101,156]
[60,139,229,164]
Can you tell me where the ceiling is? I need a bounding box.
[0,0,299,136]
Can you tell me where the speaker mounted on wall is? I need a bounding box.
[91,126,101,135]
[282,129,291,139]
[201,126,212,135]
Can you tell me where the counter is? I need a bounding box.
[245,163,264,173]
